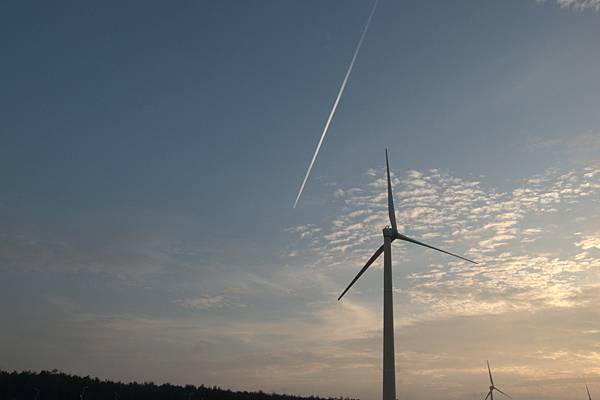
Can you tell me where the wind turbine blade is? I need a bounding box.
[587,383,592,400]
[293,0,379,208]
[494,388,512,399]
[483,391,492,400]
[395,233,478,264]
[487,360,494,386]
[385,149,398,232]
[338,244,384,301]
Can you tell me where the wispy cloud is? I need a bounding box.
[576,233,600,250]
[525,132,600,166]
[557,0,600,11]
[286,164,600,322]
[536,0,600,11]
[173,295,233,310]
[0,214,185,280]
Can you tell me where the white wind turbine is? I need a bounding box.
[338,149,477,400]
[483,361,512,400]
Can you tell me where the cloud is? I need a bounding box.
[0,214,186,279]
[3,164,600,400]
[556,0,600,10]
[524,132,600,167]
[576,233,600,250]
[8,284,599,400]
[536,0,600,11]
[173,295,230,310]
[286,164,600,323]
[279,163,599,397]
[284,224,322,239]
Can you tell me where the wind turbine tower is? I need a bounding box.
[338,150,477,400]
[483,361,512,400]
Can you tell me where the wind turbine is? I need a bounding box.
[483,361,512,400]
[338,149,477,400]
[586,382,592,400]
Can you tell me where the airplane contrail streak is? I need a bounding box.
[293,0,379,208]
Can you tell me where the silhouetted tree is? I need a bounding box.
[0,370,361,400]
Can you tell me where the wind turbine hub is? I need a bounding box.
[383,226,395,237]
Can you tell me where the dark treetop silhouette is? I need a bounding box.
[1,370,360,400]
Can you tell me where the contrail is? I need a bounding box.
[293,0,379,208]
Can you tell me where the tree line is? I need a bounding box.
[1,370,360,400]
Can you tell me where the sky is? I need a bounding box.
[1,1,600,399]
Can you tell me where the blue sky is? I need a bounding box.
[1,1,600,400]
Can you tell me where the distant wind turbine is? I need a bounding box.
[483,361,512,400]
[293,0,379,208]
[338,149,477,400]
[586,382,593,400]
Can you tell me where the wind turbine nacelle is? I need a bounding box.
[383,226,395,237]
